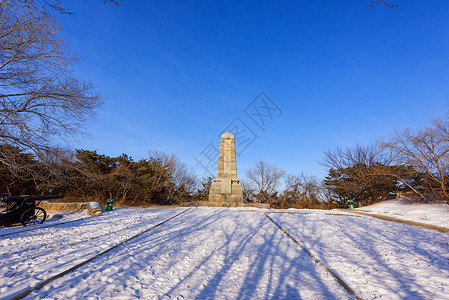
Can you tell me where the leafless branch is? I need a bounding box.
[246,160,285,203]
[368,0,398,10]
[381,125,449,204]
[0,0,103,172]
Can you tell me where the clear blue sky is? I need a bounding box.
[58,0,449,179]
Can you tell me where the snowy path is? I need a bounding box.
[1,207,448,299]
[13,208,352,299]
[0,207,185,299]
[269,211,449,299]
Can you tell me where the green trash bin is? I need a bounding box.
[106,198,115,211]
[347,199,355,210]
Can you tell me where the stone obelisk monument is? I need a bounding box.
[209,132,243,202]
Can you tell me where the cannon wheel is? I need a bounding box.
[21,207,47,226]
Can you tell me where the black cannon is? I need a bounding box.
[0,194,64,226]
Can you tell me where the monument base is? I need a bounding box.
[209,178,243,202]
[180,201,270,209]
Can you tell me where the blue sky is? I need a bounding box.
[58,0,449,179]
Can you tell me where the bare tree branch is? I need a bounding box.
[246,160,285,203]
[381,126,449,204]
[0,0,103,172]
[368,0,398,10]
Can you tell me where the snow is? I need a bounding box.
[0,200,448,299]
[0,210,90,237]
[354,198,449,229]
[269,210,449,299]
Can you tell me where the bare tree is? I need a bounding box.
[381,127,449,204]
[279,173,324,209]
[245,160,285,203]
[240,179,256,203]
[322,142,393,170]
[196,176,213,201]
[322,143,405,204]
[14,0,122,15]
[0,0,103,172]
[150,150,197,203]
[433,117,449,144]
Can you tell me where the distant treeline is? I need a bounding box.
[320,115,449,206]
[242,114,449,208]
[0,146,203,206]
[2,113,449,208]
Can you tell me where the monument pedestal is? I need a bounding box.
[209,178,243,202]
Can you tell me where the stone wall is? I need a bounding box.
[39,201,103,216]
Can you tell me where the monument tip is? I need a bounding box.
[221,131,234,138]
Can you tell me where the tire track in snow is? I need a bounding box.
[265,212,363,300]
[9,208,191,300]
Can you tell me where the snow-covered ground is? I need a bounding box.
[0,200,448,299]
[0,207,185,299]
[0,210,91,237]
[270,211,449,299]
[354,198,449,229]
